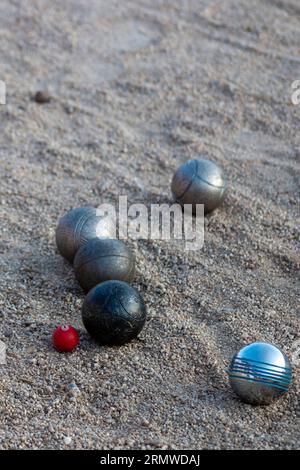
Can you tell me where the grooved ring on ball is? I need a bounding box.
[75,253,131,271]
[231,357,292,373]
[229,366,291,383]
[171,159,227,214]
[74,212,97,248]
[229,367,291,384]
[175,160,197,200]
[175,160,226,200]
[232,356,291,370]
[228,375,289,391]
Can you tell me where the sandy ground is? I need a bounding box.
[0,0,299,450]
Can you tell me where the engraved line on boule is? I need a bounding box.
[116,298,135,328]
[196,160,226,189]
[118,296,145,325]
[175,163,225,203]
[74,210,98,248]
[174,162,197,200]
[73,212,92,248]
[228,375,289,391]
[194,159,225,189]
[229,367,291,384]
[230,361,292,377]
[229,368,292,383]
[233,357,292,371]
[230,363,292,379]
[75,253,132,271]
[193,174,225,189]
[227,365,292,381]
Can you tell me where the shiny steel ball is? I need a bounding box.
[56,206,115,263]
[171,159,226,214]
[228,342,292,405]
[74,238,135,292]
[82,280,147,345]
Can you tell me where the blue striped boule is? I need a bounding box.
[228,342,292,405]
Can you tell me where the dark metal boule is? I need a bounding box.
[82,280,147,345]
[55,206,115,263]
[171,158,226,214]
[34,90,52,103]
[74,238,135,292]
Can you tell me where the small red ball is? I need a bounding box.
[52,325,79,352]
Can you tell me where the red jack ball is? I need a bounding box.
[52,325,79,352]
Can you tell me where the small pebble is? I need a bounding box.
[141,417,150,427]
[67,381,81,397]
[34,90,52,104]
[3,327,13,338]
[63,435,72,445]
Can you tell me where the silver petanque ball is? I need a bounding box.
[56,206,115,263]
[228,342,292,405]
[171,159,226,214]
[74,238,135,292]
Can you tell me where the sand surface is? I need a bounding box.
[0,0,299,450]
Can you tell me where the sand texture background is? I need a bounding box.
[0,0,299,450]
